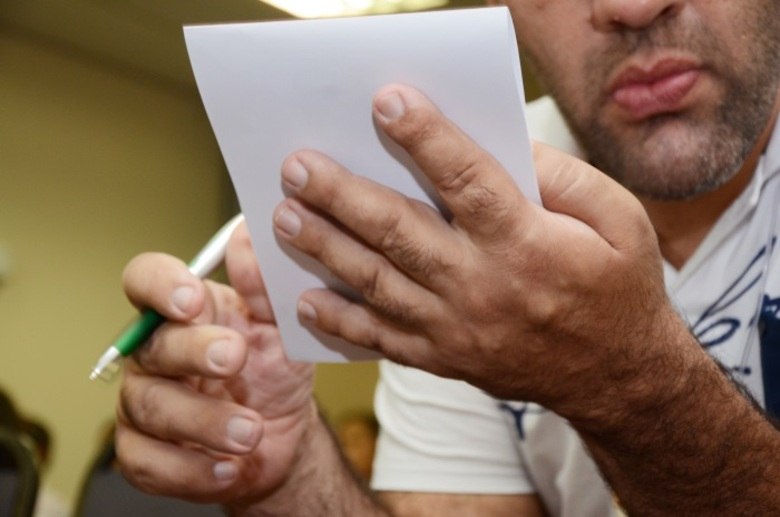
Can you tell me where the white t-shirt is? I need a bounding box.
[370,96,780,516]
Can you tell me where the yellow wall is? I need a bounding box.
[314,362,379,424]
[0,25,380,511]
[0,27,215,507]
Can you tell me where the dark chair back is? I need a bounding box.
[74,442,223,517]
[0,427,40,517]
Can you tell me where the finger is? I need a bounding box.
[225,222,275,323]
[115,424,240,502]
[119,374,262,455]
[280,151,456,286]
[372,83,534,241]
[273,197,437,325]
[533,142,654,252]
[298,288,438,371]
[134,323,247,378]
[123,252,206,321]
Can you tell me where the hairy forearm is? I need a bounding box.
[571,313,780,515]
[227,404,390,517]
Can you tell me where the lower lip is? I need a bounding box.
[611,69,701,120]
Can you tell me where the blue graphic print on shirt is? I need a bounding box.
[690,237,778,418]
[760,294,780,419]
[691,242,771,354]
[498,402,547,440]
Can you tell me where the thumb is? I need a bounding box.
[533,141,653,252]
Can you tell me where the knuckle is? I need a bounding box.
[119,379,143,428]
[136,331,165,370]
[437,151,483,196]
[437,153,504,220]
[358,262,388,304]
[117,456,165,496]
[142,383,176,437]
[523,288,567,330]
[121,378,170,437]
[113,428,167,497]
[376,205,445,278]
[361,319,387,352]
[626,200,655,240]
[376,209,406,252]
[394,240,437,278]
[356,264,415,325]
[461,183,501,218]
[375,297,416,327]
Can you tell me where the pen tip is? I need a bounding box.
[88,364,120,383]
[89,347,122,383]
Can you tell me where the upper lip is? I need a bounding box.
[607,56,703,95]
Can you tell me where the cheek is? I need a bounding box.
[515,11,595,84]
[524,37,592,101]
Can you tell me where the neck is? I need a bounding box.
[639,94,780,270]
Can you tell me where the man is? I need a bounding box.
[115,0,780,515]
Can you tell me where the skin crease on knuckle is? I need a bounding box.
[355,261,416,326]
[391,99,509,233]
[119,442,210,501]
[378,218,441,280]
[136,381,181,440]
[436,150,482,195]
[125,377,216,448]
[118,377,149,434]
[122,459,168,497]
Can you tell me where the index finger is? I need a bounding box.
[372,83,533,240]
[225,222,275,323]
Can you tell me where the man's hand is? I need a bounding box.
[273,84,780,515]
[115,223,315,504]
[273,83,672,420]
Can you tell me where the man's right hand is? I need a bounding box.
[115,222,316,504]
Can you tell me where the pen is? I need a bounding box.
[89,213,245,382]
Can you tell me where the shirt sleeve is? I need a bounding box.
[370,360,535,494]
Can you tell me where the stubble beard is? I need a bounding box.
[535,6,780,201]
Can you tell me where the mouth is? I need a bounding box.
[607,58,703,121]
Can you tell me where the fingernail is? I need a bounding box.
[207,340,231,371]
[171,286,194,314]
[283,159,309,190]
[227,416,258,448]
[274,206,301,238]
[298,300,317,322]
[375,91,405,121]
[213,461,238,482]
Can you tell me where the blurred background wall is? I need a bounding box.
[0,0,541,511]
[0,22,229,509]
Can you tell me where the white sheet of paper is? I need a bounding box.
[184,6,538,363]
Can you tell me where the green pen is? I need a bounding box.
[89,213,245,382]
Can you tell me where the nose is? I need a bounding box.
[592,0,683,32]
